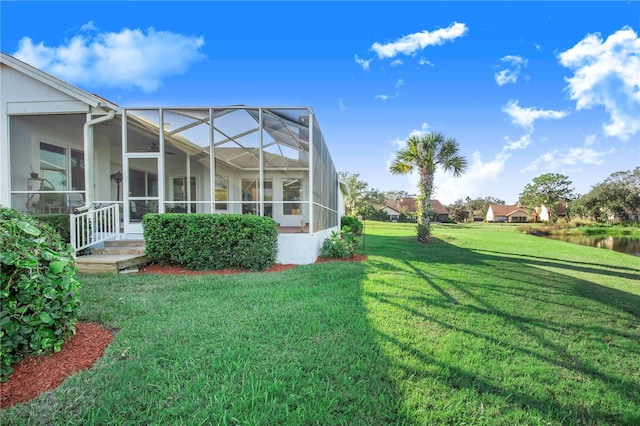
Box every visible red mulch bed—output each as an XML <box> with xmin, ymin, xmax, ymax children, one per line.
<box><xmin>1</xmin><ymin>254</ymin><xmax>367</xmax><ymax>409</ymax></box>
<box><xmin>0</xmin><ymin>322</ymin><xmax>113</xmax><ymax>409</ymax></box>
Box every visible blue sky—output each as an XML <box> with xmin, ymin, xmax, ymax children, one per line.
<box><xmin>2</xmin><ymin>1</ymin><xmax>639</xmax><ymax>205</ymax></box>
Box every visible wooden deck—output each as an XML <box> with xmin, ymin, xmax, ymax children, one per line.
<box><xmin>75</xmin><ymin>240</ymin><xmax>150</xmax><ymax>274</ymax></box>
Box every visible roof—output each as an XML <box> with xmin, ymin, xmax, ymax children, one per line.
<box><xmin>489</xmin><ymin>204</ymin><xmax>529</xmax><ymax>217</ymax></box>
<box><xmin>382</xmin><ymin>198</ymin><xmax>448</xmax><ymax>215</ymax></box>
<box><xmin>0</xmin><ymin>52</ymin><xmax>119</xmax><ymax>112</ymax></box>
<box><xmin>430</xmin><ymin>199</ymin><xmax>449</xmax><ymax>215</ymax></box>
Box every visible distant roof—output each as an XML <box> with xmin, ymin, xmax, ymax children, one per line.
<box><xmin>383</xmin><ymin>198</ymin><xmax>448</xmax><ymax>215</ymax></box>
<box><xmin>489</xmin><ymin>204</ymin><xmax>528</xmax><ymax>217</ymax></box>
<box><xmin>430</xmin><ymin>199</ymin><xmax>449</xmax><ymax>215</ymax></box>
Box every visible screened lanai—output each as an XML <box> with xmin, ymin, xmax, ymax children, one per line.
<box><xmin>122</xmin><ymin>106</ymin><xmax>339</xmax><ymax>235</ymax></box>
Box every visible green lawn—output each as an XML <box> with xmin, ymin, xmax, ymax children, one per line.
<box><xmin>2</xmin><ymin>222</ymin><xmax>639</xmax><ymax>425</ymax></box>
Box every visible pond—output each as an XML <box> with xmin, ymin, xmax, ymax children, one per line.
<box><xmin>543</xmin><ymin>235</ymin><xmax>640</xmax><ymax>257</ymax></box>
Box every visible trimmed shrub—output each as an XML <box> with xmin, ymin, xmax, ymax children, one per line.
<box><xmin>341</xmin><ymin>215</ymin><xmax>363</xmax><ymax>235</ymax></box>
<box><xmin>1</xmin><ymin>207</ymin><xmax>81</xmax><ymax>380</ymax></box>
<box><xmin>143</xmin><ymin>214</ymin><xmax>278</xmax><ymax>271</ymax></box>
<box><xmin>32</xmin><ymin>213</ymin><xmax>71</xmax><ymax>243</ymax></box>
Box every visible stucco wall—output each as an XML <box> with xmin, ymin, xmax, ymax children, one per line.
<box><xmin>276</xmin><ymin>227</ymin><xmax>336</xmax><ymax>265</ymax></box>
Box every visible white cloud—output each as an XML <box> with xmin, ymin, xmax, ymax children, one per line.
<box><xmin>418</xmin><ymin>58</ymin><xmax>434</xmax><ymax>67</ymax></box>
<box><xmin>558</xmin><ymin>26</ymin><xmax>640</xmax><ymax>141</ymax></box>
<box><xmin>584</xmin><ymin>134</ymin><xmax>596</xmax><ymax>147</ymax></box>
<box><xmin>13</xmin><ymin>25</ymin><xmax>205</xmax><ymax>93</ymax></box>
<box><xmin>338</xmin><ymin>98</ymin><xmax>346</xmax><ymax>112</ymax></box>
<box><xmin>371</xmin><ymin>22</ymin><xmax>468</xmax><ymax>59</ymax></box>
<box><xmin>390</xmin><ymin>59</ymin><xmax>403</xmax><ymax>67</ymax></box>
<box><xmin>434</xmin><ymin>150</ymin><xmax>508</xmax><ymax>204</ymax></box>
<box><xmin>375</xmin><ymin>79</ymin><xmax>405</xmax><ymax>102</ymax></box>
<box><xmin>503</xmin><ymin>134</ymin><xmax>532</xmax><ymax>151</ymax></box>
<box><xmin>502</xmin><ymin>100</ymin><xmax>568</xmax><ymax>131</ymax></box>
<box><xmin>389</xmin><ymin>127</ymin><xmax>531</xmax><ymax>205</ymax></box>
<box><xmin>522</xmin><ymin>140</ymin><xmax>615</xmax><ymax>173</ymax></box>
<box><xmin>495</xmin><ymin>70</ymin><xmax>517</xmax><ymax>87</ymax></box>
<box><xmin>80</xmin><ymin>21</ymin><xmax>97</xmax><ymax>32</ymax></box>
<box><xmin>494</xmin><ymin>55</ymin><xmax>528</xmax><ymax>86</ymax></box>
<box><xmin>354</xmin><ymin>54</ymin><xmax>372</xmax><ymax>71</ymax></box>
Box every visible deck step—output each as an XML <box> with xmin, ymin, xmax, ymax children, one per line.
<box><xmin>104</xmin><ymin>239</ymin><xmax>145</xmax><ymax>247</ymax></box>
<box><xmin>91</xmin><ymin>246</ymin><xmax>146</xmax><ymax>255</ymax></box>
<box><xmin>76</xmin><ymin>239</ymin><xmax>150</xmax><ymax>274</ymax></box>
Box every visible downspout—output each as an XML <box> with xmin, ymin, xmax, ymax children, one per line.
<box><xmin>77</xmin><ymin>109</ymin><xmax>116</xmax><ymax>211</ymax></box>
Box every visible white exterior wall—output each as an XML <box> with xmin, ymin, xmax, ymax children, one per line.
<box><xmin>0</xmin><ymin>63</ymin><xmax>94</xmax><ymax>208</ymax></box>
<box><xmin>486</xmin><ymin>207</ymin><xmax>508</xmax><ymax>222</ymax></box>
<box><xmin>338</xmin><ymin>182</ymin><xmax>346</xmax><ymax>218</ymax></box>
<box><xmin>538</xmin><ymin>205</ymin><xmax>551</xmax><ymax>222</ymax></box>
<box><xmin>381</xmin><ymin>206</ymin><xmax>400</xmax><ymax>221</ymax></box>
<box><xmin>276</xmin><ymin>226</ymin><xmax>336</xmax><ymax>265</ymax></box>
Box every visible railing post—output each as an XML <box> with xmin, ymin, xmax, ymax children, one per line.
<box><xmin>70</xmin><ymin>212</ymin><xmax>77</xmax><ymax>255</ymax></box>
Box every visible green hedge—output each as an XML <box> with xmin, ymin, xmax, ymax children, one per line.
<box><xmin>31</xmin><ymin>213</ymin><xmax>71</xmax><ymax>243</ymax></box>
<box><xmin>142</xmin><ymin>214</ymin><xmax>279</xmax><ymax>271</ymax></box>
<box><xmin>1</xmin><ymin>207</ymin><xmax>81</xmax><ymax>380</ymax></box>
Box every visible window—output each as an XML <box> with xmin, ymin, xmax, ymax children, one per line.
<box><xmin>215</xmin><ymin>175</ymin><xmax>228</xmax><ymax>210</ymax></box>
<box><xmin>264</xmin><ymin>180</ymin><xmax>273</xmax><ymax>217</ymax></box>
<box><xmin>172</xmin><ymin>177</ymin><xmax>196</xmax><ymax>213</ymax></box>
<box><xmin>129</xmin><ymin>169</ymin><xmax>157</xmax><ymax>197</ymax></box>
<box><xmin>38</xmin><ymin>142</ymin><xmax>85</xmax><ymax>210</ymax></box>
<box><xmin>283</xmin><ymin>178</ymin><xmax>302</xmax><ymax>215</ymax></box>
<box><xmin>70</xmin><ymin>149</ymin><xmax>85</xmax><ymax>190</ymax></box>
<box><xmin>40</xmin><ymin>142</ymin><xmax>66</xmax><ymax>191</ymax></box>
<box><xmin>241</xmin><ymin>178</ymin><xmax>272</xmax><ymax>216</ymax></box>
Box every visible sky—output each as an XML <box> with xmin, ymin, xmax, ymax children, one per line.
<box><xmin>2</xmin><ymin>1</ymin><xmax>639</xmax><ymax>205</ymax></box>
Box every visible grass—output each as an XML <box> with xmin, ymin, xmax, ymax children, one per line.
<box><xmin>2</xmin><ymin>222</ymin><xmax>639</xmax><ymax>425</ymax></box>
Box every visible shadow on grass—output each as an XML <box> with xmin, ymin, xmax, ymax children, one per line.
<box><xmin>475</xmin><ymin>248</ymin><xmax>640</xmax><ymax>282</ymax></box>
<box><xmin>0</xmin><ymin>261</ymin><xmax>413</xmax><ymax>425</ymax></box>
<box><xmin>361</xmin><ymin>230</ymin><xmax>640</xmax><ymax>425</ymax></box>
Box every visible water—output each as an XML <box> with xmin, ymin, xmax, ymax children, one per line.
<box><xmin>543</xmin><ymin>235</ymin><xmax>640</xmax><ymax>257</ymax></box>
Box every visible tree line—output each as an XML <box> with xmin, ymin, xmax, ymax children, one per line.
<box><xmin>342</xmin><ymin>131</ymin><xmax>638</xmax><ymax>243</ymax></box>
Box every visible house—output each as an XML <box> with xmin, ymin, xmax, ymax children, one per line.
<box><xmin>429</xmin><ymin>199</ymin><xmax>450</xmax><ymax>222</ymax></box>
<box><xmin>530</xmin><ymin>202</ymin><xmax>567</xmax><ymax>222</ymax></box>
<box><xmin>380</xmin><ymin>204</ymin><xmax>401</xmax><ymax>222</ymax></box>
<box><xmin>381</xmin><ymin>198</ymin><xmax>449</xmax><ymax>222</ymax></box>
<box><xmin>470</xmin><ymin>210</ymin><xmax>485</xmax><ymax>222</ymax></box>
<box><xmin>485</xmin><ymin>204</ymin><xmax>529</xmax><ymax>223</ymax></box>
<box><xmin>0</xmin><ymin>52</ymin><xmax>345</xmax><ymax>264</ymax></box>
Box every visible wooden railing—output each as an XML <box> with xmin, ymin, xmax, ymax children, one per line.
<box><xmin>70</xmin><ymin>204</ymin><xmax>120</xmax><ymax>254</ymax></box>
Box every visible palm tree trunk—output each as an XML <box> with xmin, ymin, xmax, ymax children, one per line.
<box><xmin>416</xmin><ymin>171</ymin><xmax>434</xmax><ymax>242</ymax></box>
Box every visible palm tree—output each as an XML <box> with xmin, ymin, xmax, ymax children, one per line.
<box><xmin>389</xmin><ymin>132</ymin><xmax>467</xmax><ymax>242</ymax></box>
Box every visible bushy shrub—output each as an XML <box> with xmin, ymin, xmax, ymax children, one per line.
<box><xmin>320</xmin><ymin>226</ymin><xmax>359</xmax><ymax>258</ymax></box>
<box><xmin>398</xmin><ymin>213</ymin><xmax>416</xmax><ymax>223</ymax></box>
<box><xmin>32</xmin><ymin>213</ymin><xmax>71</xmax><ymax>243</ymax></box>
<box><xmin>340</xmin><ymin>215</ymin><xmax>363</xmax><ymax>235</ymax></box>
<box><xmin>143</xmin><ymin>214</ymin><xmax>278</xmax><ymax>271</ymax></box>
<box><xmin>439</xmin><ymin>218</ymin><xmax>457</xmax><ymax>224</ymax></box>
<box><xmin>0</xmin><ymin>207</ymin><xmax>81</xmax><ymax>380</ymax></box>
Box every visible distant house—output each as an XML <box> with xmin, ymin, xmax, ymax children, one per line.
<box><xmin>430</xmin><ymin>199</ymin><xmax>450</xmax><ymax>222</ymax></box>
<box><xmin>380</xmin><ymin>205</ymin><xmax>401</xmax><ymax>222</ymax></box>
<box><xmin>471</xmin><ymin>210</ymin><xmax>485</xmax><ymax>222</ymax></box>
<box><xmin>530</xmin><ymin>202</ymin><xmax>567</xmax><ymax>222</ymax></box>
<box><xmin>486</xmin><ymin>204</ymin><xmax>529</xmax><ymax>223</ymax></box>
<box><xmin>381</xmin><ymin>198</ymin><xmax>449</xmax><ymax>222</ymax></box>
